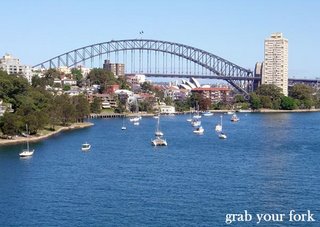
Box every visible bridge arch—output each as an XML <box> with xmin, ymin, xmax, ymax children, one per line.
<box><xmin>33</xmin><ymin>39</ymin><xmax>254</xmax><ymax>94</ymax></box>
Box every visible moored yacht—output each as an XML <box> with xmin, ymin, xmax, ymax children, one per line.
<box><xmin>151</xmin><ymin>136</ymin><xmax>167</xmax><ymax>146</ymax></box>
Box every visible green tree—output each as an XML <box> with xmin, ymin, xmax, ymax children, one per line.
<box><xmin>72</xmin><ymin>95</ymin><xmax>90</xmax><ymax>121</ymax></box>
<box><xmin>71</xmin><ymin>68</ymin><xmax>83</xmax><ymax>85</ymax></box>
<box><xmin>289</xmin><ymin>84</ymin><xmax>315</xmax><ymax>109</ymax></box>
<box><xmin>250</xmin><ymin>93</ymin><xmax>262</xmax><ymax>110</ymax></box>
<box><xmin>0</xmin><ymin>112</ymin><xmax>23</xmax><ymax>136</ymax></box>
<box><xmin>280</xmin><ymin>96</ymin><xmax>297</xmax><ymax>110</ymax></box>
<box><xmin>90</xmin><ymin>97</ymin><xmax>101</xmax><ymax>113</ymax></box>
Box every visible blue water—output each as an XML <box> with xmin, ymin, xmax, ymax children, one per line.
<box><xmin>0</xmin><ymin>113</ymin><xmax>319</xmax><ymax>226</ymax></box>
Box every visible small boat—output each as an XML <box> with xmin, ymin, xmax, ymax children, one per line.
<box><xmin>129</xmin><ymin>117</ymin><xmax>140</xmax><ymax>122</ymax></box>
<box><xmin>231</xmin><ymin>114</ymin><xmax>240</xmax><ymax>122</ymax></box>
<box><xmin>193</xmin><ymin>126</ymin><xmax>204</xmax><ymax>134</ymax></box>
<box><xmin>203</xmin><ymin>111</ymin><xmax>213</xmax><ymax>117</ymax></box>
<box><xmin>19</xmin><ymin>125</ymin><xmax>34</xmax><ymax>157</ymax></box>
<box><xmin>218</xmin><ymin>132</ymin><xmax>227</xmax><ymax>139</ymax></box>
<box><xmin>81</xmin><ymin>142</ymin><xmax>91</xmax><ymax>151</ymax></box>
<box><xmin>227</xmin><ymin>111</ymin><xmax>234</xmax><ymax>115</ymax></box>
<box><xmin>151</xmin><ymin>136</ymin><xmax>167</xmax><ymax>146</ymax></box>
<box><xmin>191</xmin><ymin>119</ymin><xmax>201</xmax><ymax>127</ymax></box>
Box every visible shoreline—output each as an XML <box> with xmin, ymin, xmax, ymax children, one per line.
<box><xmin>0</xmin><ymin>122</ymin><xmax>94</xmax><ymax>146</ymax></box>
<box><xmin>91</xmin><ymin>108</ymin><xmax>320</xmax><ymax>118</ymax></box>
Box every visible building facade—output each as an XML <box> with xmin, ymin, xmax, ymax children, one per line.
<box><xmin>262</xmin><ymin>33</ymin><xmax>288</xmax><ymax>96</ymax></box>
<box><xmin>103</xmin><ymin>60</ymin><xmax>125</xmax><ymax>77</ymax></box>
<box><xmin>0</xmin><ymin>53</ymin><xmax>33</xmax><ymax>83</ymax></box>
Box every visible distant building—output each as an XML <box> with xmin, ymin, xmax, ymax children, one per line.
<box><xmin>263</xmin><ymin>32</ymin><xmax>288</xmax><ymax>96</ymax></box>
<box><xmin>126</xmin><ymin>74</ymin><xmax>146</xmax><ymax>84</ymax></box>
<box><xmin>106</xmin><ymin>84</ymin><xmax>120</xmax><ymax>94</ymax></box>
<box><xmin>160</xmin><ymin>105</ymin><xmax>175</xmax><ymax>114</ymax></box>
<box><xmin>0</xmin><ymin>53</ymin><xmax>33</xmax><ymax>83</ymax></box>
<box><xmin>86</xmin><ymin>93</ymin><xmax>118</xmax><ymax>109</ymax></box>
<box><xmin>103</xmin><ymin>60</ymin><xmax>125</xmax><ymax>77</ymax></box>
<box><xmin>191</xmin><ymin>87</ymin><xmax>231</xmax><ymax>104</ymax></box>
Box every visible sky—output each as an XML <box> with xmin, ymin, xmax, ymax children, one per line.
<box><xmin>1</xmin><ymin>0</ymin><xmax>319</xmax><ymax>79</ymax></box>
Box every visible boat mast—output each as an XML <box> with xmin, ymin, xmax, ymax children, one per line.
<box><xmin>26</xmin><ymin>124</ymin><xmax>30</xmax><ymax>151</ymax></box>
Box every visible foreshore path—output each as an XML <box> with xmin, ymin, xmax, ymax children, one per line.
<box><xmin>0</xmin><ymin>122</ymin><xmax>94</xmax><ymax>146</ymax></box>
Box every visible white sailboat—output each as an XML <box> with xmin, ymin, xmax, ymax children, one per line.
<box><xmin>155</xmin><ymin>115</ymin><xmax>163</xmax><ymax>136</ymax></box>
<box><xmin>193</xmin><ymin>103</ymin><xmax>201</xmax><ymax>119</ymax></box>
<box><xmin>215</xmin><ymin>115</ymin><xmax>223</xmax><ymax>132</ymax></box>
<box><xmin>217</xmin><ymin>115</ymin><xmax>227</xmax><ymax>139</ymax></box>
<box><xmin>121</xmin><ymin>117</ymin><xmax>127</xmax><ymax>130</ymax></box>
<box><xmin>19</xmin><ymin>125</ymin><xmax>34</xmax><ymax>157</ymax></box>
<box><xmin>186</xmin><ymin>108</ymin><xmax>193</xmax><ymax>122</ymax></box>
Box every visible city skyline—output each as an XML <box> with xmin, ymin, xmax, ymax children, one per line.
<box><xmin>1</xmin><ymin>0</ymin><xmax>319</xmax><ymax>78</ymax></box>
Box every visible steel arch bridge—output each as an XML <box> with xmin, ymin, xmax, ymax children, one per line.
<box><xmin>33</xmin><ymin>39</ymin><xmax>256</xmax><ymax>95</ymax></box>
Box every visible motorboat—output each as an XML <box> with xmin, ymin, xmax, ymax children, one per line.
<box><xmin>81</xmin><ymin>142</ymin><xmax>91</xmax><ymax>151</ymax></box>
<box><xmin>203</xmin><ymin>111</ymin><xmax>213</xmax><ymax>117</ymax></box>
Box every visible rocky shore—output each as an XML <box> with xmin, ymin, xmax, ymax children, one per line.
<box><xmin>0</xmin><ymin>122</ymin><xmax>94</xmax><ymax>146</ymax></box>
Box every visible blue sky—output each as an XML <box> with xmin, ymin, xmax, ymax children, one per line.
<box><xmin>1</xmin><ymin>0</ymin><xmax>319</xmax><ymax>78</ymax></box>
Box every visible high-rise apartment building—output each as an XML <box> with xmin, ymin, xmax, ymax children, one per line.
<box><xmin>103</xmin><ymin>60</ymin><xmax>125</xmax><ymax>77</ymax></box>
<box><xmin>0</xmin><ymin>53</ymin><xmax>33</xmax><ymax>83</ymax></box>
<box><xmin>262</xmin><ymin>32</ymin><xmax>288</xmax><ymax>96</ymax></box>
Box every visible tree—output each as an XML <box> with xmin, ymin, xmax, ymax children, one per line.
<box><xmin>90</xmin><ymin>97</ymin><xmax>101</xmax><ymax>113</ymax></box>
<box><xmin>250</xmin><ymin>93</ymin><xmax>262</xmax><ymax>110</ymax></box>
<box><xmin>280</xmin><ymin>96</ymin><xmax>297</xmax><ymax>110</ymax></box>
<box><xmin>72</xmin><ymin>95</ymin><xmax>90</xmax><ymax>121</ymax></box>
<box><xmin>256</xmin><ymin>84</ymin><xmax>283</xmax><ymax>101</ymax></box>
<box><xmin>71</xmin><ymin>68</ymin><xmax>83</xmax><ymax>86</ymax></box>
<box><xmin>0</xmin><ymin>112</ymin><xmax>23</xmax><ymax>136</ymax></box>
<box><xmin>289</xmin><ymin>84</ymin><xmax>315</xmax><ymax>109</ymax></box>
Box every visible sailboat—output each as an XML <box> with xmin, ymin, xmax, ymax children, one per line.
<box><xmin>215</xmin><ymin>115</ymin><xmax>223</xmax><ymax>132</ymax></box>
<box><xmin>186</xmin><ymin>108</ymin><xmax>193</xmax><ymax>122</ymax></box>
<box><xmin>121</xmin><ymin>116</ymin><xmax>127</xmax><ymax>130</ymax></box>
<box><xmin>19</xmin><ymin>125</ymin><xmax>34</xmax><ymax>157</ymax></box>
<box><xmin>217</xmin><ymin>115</ymin><xmax>227</xmax><ymax>139</ymax></box>
<box><xmin>151</xmin><ymin>115</ymin><xmax>167</xmax><ymax>146</ymax></box>
<box><xmin>155</xmin><ymin>115</ymin><xmax>163</xmax><ymax>136</ymax></box>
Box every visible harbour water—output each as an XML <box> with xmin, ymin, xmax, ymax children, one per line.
<box><xmin>0</xmin><ymin>113</ymin><xmax>319</xmax><ymax>226</ymax></box>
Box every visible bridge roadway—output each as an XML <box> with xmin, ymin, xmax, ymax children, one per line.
<box><xmin>143</xmin><ymin>73</ymin><xmax>319</xmax><ymax>84</ymax></box>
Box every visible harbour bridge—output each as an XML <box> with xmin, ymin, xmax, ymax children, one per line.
<box><xmin>33</xmin><ymin>39</ymin><xmax>319</xmax><ymax>95</ymax></box>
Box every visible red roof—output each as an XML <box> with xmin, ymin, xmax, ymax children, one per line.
<box><xmin>192</xmin><ymin>87</ymin><xmax>230</xmax><ymax>92</ymax></box>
